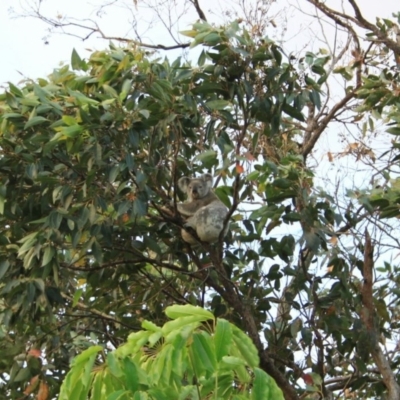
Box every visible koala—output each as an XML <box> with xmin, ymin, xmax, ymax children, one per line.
<box><xmin>177</xmin><ymin>173</ymin><xmax>229</xmax><ymax>244</ymax></box>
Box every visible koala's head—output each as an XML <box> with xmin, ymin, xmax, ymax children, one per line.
<box><xmin>178</xmin><ymin>173</ymin><xmax>213</xmax><ymax>200</ymax></box>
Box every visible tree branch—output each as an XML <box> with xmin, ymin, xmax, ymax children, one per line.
<box><xmin>204</xmin><ymin>254</ymin><xmax>299</xmax><ymax>400</ymax></box>
<box><xmin>189</xmin><ymin>0</ymin><xmax>207</xmax><ymax>21</ymax></box>
<box><xmin>302</xmin><ymin>90</ymin><xmax>357</xmax><ymax>158</ymax></box>
<box><xmin>308</xmin><ymin>0</ymin><xmax>400</xmax><ymax>56</ymax></box>
<box><xmin>360</xmin><ymin>230</ymin><xmax>400</xmax><ymax>400</ymax></box>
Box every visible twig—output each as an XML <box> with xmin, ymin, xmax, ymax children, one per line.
<box><xmin>189</xmin><ymin>0</ymin><xmax>207</xmax><ymax>21</ymax></box>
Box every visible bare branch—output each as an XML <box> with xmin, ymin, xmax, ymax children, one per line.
<box><xmin>302</xmin><ymin>89</ymin><xmax>357</xmax><ymax>158</ymax></box>
<box><xmin>308</xmin><ymin>0</ymin><xmax>400</xmax><ymax>56</ymax></box>
<box><xmin>189</xmin><ymin>0</ymin><xmax>207</xmax><ymax>21</ymax></box>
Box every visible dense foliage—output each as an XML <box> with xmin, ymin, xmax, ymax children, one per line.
<box><xmin>1</xmin><ymin>6</ymin><xmax>400</xmax><ymax>399</ymax></box>
<box><xmin>59</xmin><ymin>305</ymin><xmax>284</xmax><ymax>400</ymax></box>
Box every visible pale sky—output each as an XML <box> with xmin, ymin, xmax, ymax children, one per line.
<box><xmin>0</xmin><ymin>0</ymin><xmax>398</xmax><ymax>86</ymax></box>
<box><xmin>0</xmin><ymin>0</ymin><xmax>129</xmax><ymax>85</ymax></box>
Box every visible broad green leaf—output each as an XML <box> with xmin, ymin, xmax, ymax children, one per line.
<box><xmin>59</xmin><ymin>346</ymin><xmax>102</xmax><ymax>400</ymax></box>
<box><xmin>231</xmin><ymin>325</ymin><xmax>259</xmax><ymax>367</ymax></box>
<box><xmin>192</xmin><ymin>331</ymin><xmax>217</xmax><ymax>373</ymax></box>
<box><xmin>141</xmin><ymin>320</ymin><xmax>161</xmax><ymax>332</ymax></box>
<box><xmin>214</xmin><ymin>319</ymin><xmax>232</xmax><ymax>361</ymax></box>
<box><xmin>252</xmin><ymin>367</ymin><xmax>284</xmax><ymax>400</ymax></box>
<box><xmin>162</xmin><ymin>318</ymin><xmax>202</xmax><ymax>335</ymax></box>
<box><xmin>221</xmin><ymin>356</ymin><xmax>245</xmax><ymax>366</ymax></box>
<box><xmin>165</xmin><ymin>304</ymin><xmax>214</xmax><ymax>321</ymax></box>
<box><xmin>107</xmin><ymin>353</ymin><xmax>124</xmax><ymax>378</ymax></box>
<box><xmin>90</xmin><ymin>371</ymin><xmax>105</xmax><ymax>400</ymax></box>
<box><xmin>124</xmin><ymin>358</ymin><xmax>140</xmax><ymax>393</ymax></box>
<box><xmin>252</xmin><ymin>368</ymin><xmax>269</xmax><ymax>400</ymax></box>
<box><xmin>72</xmin><ymin>346</ymin><xmax>103</xmax><ymax>366</ymax></box>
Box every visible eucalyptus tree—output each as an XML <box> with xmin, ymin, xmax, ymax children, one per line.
<box><xmin>2</xmin><ymin>1</ymin><xmax>400</xmax><ymax>399</ymax></box>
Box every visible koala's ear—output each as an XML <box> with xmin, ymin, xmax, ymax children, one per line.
<box><xmin>202</xmin><ymin>173</ymin><xmax>213</xmax><ymax>189</ymax></box>
<box><xmin>178</xmin><ymin>177</ymin><xmax>191</xmax><ymax>192</ymax></box>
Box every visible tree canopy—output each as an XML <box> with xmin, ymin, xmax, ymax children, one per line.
<box><xmin>2</xmin><ymin>1</ymin><xmax>400</xmax><ymax>399</ymax></box>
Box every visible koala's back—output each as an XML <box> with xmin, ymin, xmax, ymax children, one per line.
<box><xmin>183</xmin><ymin>203</ymin><xmax>228</xmax><ymax>243</ymax></box>
<box><xmin>194</xmin><ymin>204</ymin><xmax>228</xmax><ymax>242</ymax></box>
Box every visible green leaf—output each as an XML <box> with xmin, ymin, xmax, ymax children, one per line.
<box><xmin>271</xmin><ymin>46</ymin><xmax>282</xmax><ymax>65</ymax></box>
<box><xmin>133</xmin><ymin>392</ymin><xmax>149</xmax><ymax>400</ymax></box>
<box><xmin>24</xmin><ymin>116</ymin><xmax>48</xmax><ymax>129</ymax></box>
<box><xmin>231</xmin><ymin>325</ymin><xmax>259</xmax><ymax>367</ymax></box>
<box><xmin>221</xmin><ymin>356</ymin><xmax>245</xmax><ymax>366</ymax></box>
<box><xmin>0</xmin><ymin>193</ymin><xmax>4</xmax><ymax>215</ymax></box>
<box><xmin>139</xmin><ymin>109</ymin><xmax>150</xmax><ymax>119</ymax></box>
<box><xmin>282</xmin><ymin>103</ymin><xmax>305</xmax><ymax>122</ymax></box>
<box><xmin>192</xmin><ymin>331</ymin><xmax>217</xmax><ymax>372</ymax></box>
<box><xmin>214</xmin><ymin>319</ymin><xmax>232</xmax><ymax>362</ymax></box>
<box><xmin>124</xmin><ymin>358</ymin><xmax>140</xmax><ymax>393</ymax></box>
<box><xmin>0</xmin><ymin>260</ymin><xmax>10</xmax><ymax>280</ymax></box>
<box><xmin>205</xmin><ymin>100</ymin><xmax>230</xmax><ymax>110</ymax></box>
<box><xmin>252</xmin><ymin>368</ymin><xmax>284</xmax><ymax>400</ymax></box>
<box><xmin>180</xmin><ymin>29</ymin><xmax>198</xmax><ymax>38</ymax></box>
<box><xmin>71</xmin><ymin>48</ymin><xmax>83</xmax><ymax>70</ymax></box>
<box><xmin>41</xmin><ymin>246</ymin><xmax>55</xmax><ymax>266</ymax></box>
<box><xmin>71</xmin><ymin>346</ymin><xmax>103</xmax><ymax>367</ymax></box>
<box><xmin>386</xmin><ymin>127</ymin><xmax>400</xmax><ymax>135</ymax></box>
<box><xmin>62</xmin><ymin>115</ymin><xmax>78</xmax><ymax>125</ymax></box>
<box><xmin>141</xmin><ymin>320</ymin><xmax>161</xmax><ymax>332</ymax></box>
<box><xmin>109</xmin><ymin>166</ymin><xmax>120</xmax><ymax>183</ymax></box>
<box><xmin>194</xmin><ymin>150</ymin><xmax>218</xmax><ymax>168</ymax></box>
<box><xmin>203</xmin><ymin>32</ymin><xmax>222</xmax><ymax>46</ymax></box>
<box><xmin>165</xmin><ymin>304</ymin><xmax>214</xmax><ymax>320</ymax></box>
<box><xmin>89</xmin><ymin>370</ymin><xmax>104</xmax><ymax>400</ymax></box>
<box><xmin>52</xmin><ymin>125</ymin><xmax>84</xmax><ymax>141</ymax></box>
<box><xmin>73</xmin><ymin>288</ymin><xmax>83</xmax><ymax>308</ymax></box>
<box><xmin>120</xmin><ymin>79</ymin><xmax>133</xmax><ymax>101</ymax></box>
<box><xmin>8</xmin><ymin>83</ymin><xmax>23</xmax><ymax>97</ymax></box>
<box><xmin>309</xmin><ymin>89</ymin><xmax>321</xmax><ymax>110</ymax></box>
<box><xmin>162</xmin><ymin>318</ymin><xmax>202</xmax><ymax>336</ymax></box>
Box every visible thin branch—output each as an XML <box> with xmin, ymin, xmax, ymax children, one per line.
<box><xmin>309</xmin><ymin>0</ymin><xmax>400</xmax><ymax>56</ymax></box>
<box><xmin>302</xmin><ymin>89</ymin><xmax>357</xmax><ymax>158</ymax></box>
<box><xmin>203</xmin><ymin>249</ymin><xmax>299</xmax><ymax>400</ymax></box>
<box><xmin>360</xmin><ymin>230</ymin><xmax>400</xmax><ymax>400</ymax></box>
<box><xmin>189</xmin><ymin>0</ymin><xmax>207</xmax><ymax>21</ymax></box>
<box><xmin>60</xmin><ymin>292</ymin><xmax>137</xmax><ymax>329</ymax></box>
<box><xmin>21</xmin><ymin>6</ymin><xmax>191</xmax><ymax>50</ymax></box>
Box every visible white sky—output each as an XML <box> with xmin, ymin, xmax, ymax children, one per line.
<box><xmin>0</xmin><ymin>0</ymin><xmax>125</xmax><ymax>85</ymax></box>
<box><xmin>0</xmin><ymin>0</ymin><xmax>398</xmax><ymax>86</ymax></box>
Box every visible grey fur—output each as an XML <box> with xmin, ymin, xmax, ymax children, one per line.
<box><xmin>177</xmin><ymin>174</ymin><xmax>229</xmax><ymax>244</ymax></box>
